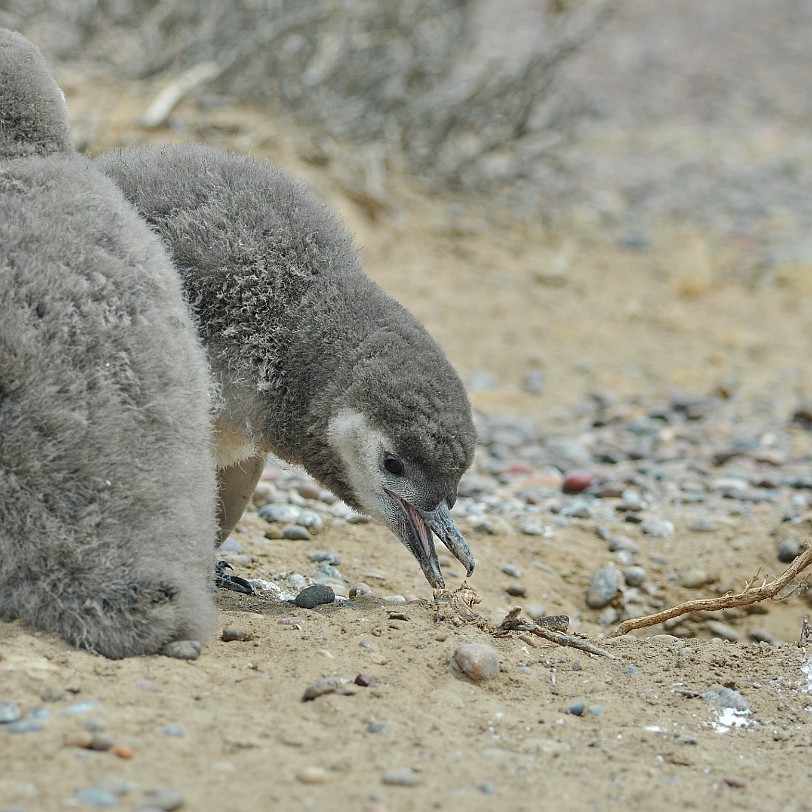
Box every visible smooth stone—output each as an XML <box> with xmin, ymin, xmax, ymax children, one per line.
<box><xmin>702</xmin><ymin>687</ymin><xmax>749</xmax><ymax>712</ymax></box>
<box><xmin>367</xmin><ymin>721</ymin><xmax>387</xmax><ymax>733</ymax></box>
<box><xmin>680</xmin><ymin>569</ymin><xmax>708</xmax><ymax>589</ymax></box>
<box><xmin>519</xmin><ymin>521</ymin><xmax>548</xmax><ymax>537</ymax></box>
<box><xmin>296</xmin><ymin>766</ymin><xmax>329</xmax><ymax>785</ymax></box>
<box><xmin>296</xmin><ymin>510</ymin><xmax>323</xmax><ymax>531</ymax></box>
<box><xmin>282</xmin><ymin>525</ymin><xmax>311</xmax><ymax>540</ymax></box>
<box><xmin>382</xmin><ymin>768</ymin><xmax>421</xmax><ymax>787</ymax></box>
<box><xmin>568</xmin><ymin>702</ymin><xmax>586</xmax><ymax>716</ymax></box>
<box><xmin>452</xmin><ymin>644</ymin><xmax>500</xmax><ymax>682</ymax></box>
<box><xmin>777</xmin><ymin>538</ymin><xmax>802</xmax><ymax>563</ymax></box>
<box><xmin>310</xmin><ymin>551</ymin><xmax>340</xmax><ymax>565</ymax></box>
<box><xmin>640</xmin><ymin>517</ymin><xmax>675</xmax><ymax>537</ymax></box>
<box><xmin>706</xmin><ymin>621</ymin><xmax>739</xmax><ymax>642</ymax></box>
<box><xmin>295</xmin><ymin>482</ymin><xmax>322</xmax><ymax>501</ymax></box>
<box><xmin>143</xmin><ymin>788</ymin><xmax>185</xmax><ymax>811</ymax></box>
<box><xmin>525</xmin><ymin>605</ymin><xmax>546</xmax><ymax>621</ymax></box>
<box><xmin>562</xmin><ymin>470</ymin><xmax>593</xmax><ymax>493</ymax></box>
<box><xmin>221</xmin><ymin>627</ymin><xmax>249</xmax><ymax>642</ymax></box>
<box><xmin>295</xmin><ymin>584</ymin><xmax>335</xmax><ymax>609</ymax></box>
<box><xmin>0</xmin><ymin>702</ymin><xmax>21</xmax><ymax>724</ymax></box>
<box><xmin>73</xmin><ymin>788</ymin><xmax>117</xmax><ymax>808</ymax></box>
<box><xmin>623</xmin><ymin>566</ymin><xmax>646</xmax><ymax>587</ymax></box>
<box><xmin>162</xmin><ymin>640</ymin><xmax>201</xmax><ymax>661</ymax></box>
<box><xmin>505</xmin><ymin>582</ymin><xmax>527</xmax><ymax>597</ymax></box>
<box><xmin>218</xmin><ymin>537</ymin><xmax>242</xmax><ymax>553</ymax></box>
<box><xmin>587</xmin><ymin>705</ymin><xmax>603</xmax><ymax>716</ymax></box>
<box><xmin>501</xmin><ymin>564</ymin><xmax>522</xmax><ymax>578</ymax></box>
<box><xmin>161</xmin><ymin>726</ymin><xmax>185</xmax><ymax>738</ymax></box>
<box><xmin>5</xmin><ymin>719</ymin><xmax>44</xmax><ymax>734</ymax></box>
<box><xmin>257</xmin><ymin>503</ymin><xmax>301</xmax><ymax>523</ymax></box>
<box><xmin>61</xmin><ymin>699</ymin><xmax>101</xmax><ymax>715</ymax></box>
<box><xmin>687</xmin><ymin>518</ymin><xmax>717</xmax><ymax>533</ymax></box>
<box><xmin>477</xmin><ymin>782</ymin><xmax>497</xmax><ymax>796</ymax></box>
<box><xmin>585</xmin><ymin>566</ymin><xmax>620</xmax><ymax>609</ymax></box>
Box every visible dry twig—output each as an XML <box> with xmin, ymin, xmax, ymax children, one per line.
<box><xmin>610</xmin><ymin>546</ymin><xmax>812</xmax><ymax>637</ymax></box>
<box><xmin>497</xmin><ymin>608</ymin><xmax>618</xmax><ymax>660</ymax></box>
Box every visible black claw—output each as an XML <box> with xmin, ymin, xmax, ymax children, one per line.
<box><xmin>215</xmin><ymin>560</ymin><xmax>255</xmax><ymax>595</ymax></box>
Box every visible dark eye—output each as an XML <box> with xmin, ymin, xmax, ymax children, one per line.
<box><xmin>384</xmin><ymin>454</ymin><xmax>404</xmax><ymax>476</ymax></box>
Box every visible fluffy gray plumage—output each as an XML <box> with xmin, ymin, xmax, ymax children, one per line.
<box><xmin>0</xmin><ymin>30</ymin><xmax>218</xmax><ymax>657</ymax></box>
<box><xmin>97</xmin><ymin>144</ymin><xmax>477</xmax><ymax>588</ymax></box>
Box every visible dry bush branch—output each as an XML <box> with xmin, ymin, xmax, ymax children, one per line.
<box><xmin>610</xmin><ymin>546</ymin><xmax>812</xmax><ymax>638</ymax></box>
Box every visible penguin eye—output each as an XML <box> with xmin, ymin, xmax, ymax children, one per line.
<box><xmin>384</xmin><ymin>454</ymin><xmax>404</xmax><ymax>476</ymax></box>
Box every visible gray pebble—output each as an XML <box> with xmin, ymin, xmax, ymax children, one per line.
<box><xmin>587</xmin><ymin>705</ymin><xmax>604</xmax><ymax>716</ymax></box>
<box><xmin>143</xmin><ymin>788</ymin><xmax>185</xmax><ymax>811</ymax></box>
<box><xmin>5</xmin><ymin>718</ymin><xmax>44</xmax><ymax>734</ymax></box>
<box><xmin>161</xmin><ymin>725</ymin><xmax>185</xmax><ymax>737</ymax></box>
<box><xmin>302</xmin><ymin>677</ymin><xmax>341</xmax><ymax>702</ymax></box>
<box><xmin>640</xmin><ymin>516</ymin><xmax>675</xmax><ymax>537</ymax></box>
<box><xmin>568</xmin><ymin>702</ymin><xmax>586</xmax><ymax>716</ymax></box>
<box><xmin>623</xmin><ymin>566</ymin><xmax>647</xmax><ymax>587</ymax></box>
<box><xmin>0</xmin><ymin>702</ymin><xmax>21</xmax><ymax>724</ymax></box>
<box><xmin>295</xmin><ymin>584</ymin><xmax>335</xmax><ymax>609</ymax></box>
<box><xmin>519</xmin><ymin>521</ymin><xmax>547</xmax><ymax>536</ymax></box>
<box><xmin>258</xmin><ymin>503</ymin><xmax>301</xmax><ymax>523</ymax></box>
<box><xmin>162</xmin><ymin>640</ymin><xmax>202</xmax><ymax>661</ymax></box>
<box><xmin>218</xmin><ymin>537</ymin><xmax>242</xmax><ymax>553</ymax></box>
<box><xmin>505</xmin><ymin>582</ymin><xmax>527</xmax><ymax>597</ymax></box>
<box><xmin>525</xmin><ymin>605</ymin><xmax>546</xmax><ymax>621</ymax></box>
<box><xmin>702</xmin><ymin>686</ymin><xmax>749</xmax><ymax>712</ymax></box>
<box><xmin>282</xmin><ymin>524</ymin><xmax>311</xmax><ymax>540</ymax></box>
<box><xmin>382</xmin><ymin>768</ymin><xmax>422</xmax><ymax>786</ymax></box>
<box><xmin>517</xmin><ymin>666</ymin><xmax>533</xmax><ymax>676</ymax></box>
<box><xmin>706</xmin><ymin>621</ymin><xmax>739</xmax><ymax>642</ymax></box>
<box><xmin>61</xmin><ymin>699</ymin><xmax>100</xmax><ymax>716</ymax></box>
<box><xmin>777</xmin><ymin>538</ymin><xmax>802</xmax><ymax>563</ymax></box>
<box><xmin>452</xmin><ymin>643</ymin><xmax>500</xmax><ymax>682</ymax></box>
<box><xmin>680</xmin><ymin>569</ymin><xmax>708</xmax><ymax>589</ymax></box>
<box><xmin>748</xmin><ymin>628</ymin><xmax>776</xmax><ymax>645</ymax></box>
<box><xmin>310</xmin><ymin>551</ymin><xmax>340</xmax><ymax>565</ymax></box>
<box><xmin>296</xmin><ymin>510</ymin><xmax>323</xmax><ymax>531</ymax></box>
<box><xmin>562</xmin><ymin>500</ymin><xmax>592</xmax><ymax>520</ymax></box>
<box><xmin>477</xmin><ymin>781</ymin><xmax>497</xmax><ymax>796</ymax></box>
<box><xmin>687</xmin><ymin>518</ymin><xmax>717</xmax><ymax>533</ymax></box>
<box><xmin>367</xmin><ymin>721</ymin><xmax>387</xmax><ymax>733</ymax></box>
<box><xmin>501</xmin><ymin>564</ymin><xmax>522</xmax><ymax>578</ymax></box>
<box><xmin>73</xmin><ymin>788</ymin><xmax>117</xmax><ymax>808</ymax></box>
<box><xmin>585</xmin><ymin>566</ymin><xmax>620</xmax><ymax>609</ymax></box>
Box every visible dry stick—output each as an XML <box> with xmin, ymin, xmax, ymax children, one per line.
<box><xmin>609</xmin><ymin>546</ymin><xmax>812</xmax><ymax>638</ymax></box>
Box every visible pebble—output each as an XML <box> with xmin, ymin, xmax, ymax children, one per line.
<box><xmin>382</xmin><ymin>768</ymin><xmax>421</xmax><ymax>787</ymax></box>
<box><xmin>162</xmin><ymin>640</ymin><xmax>202</xmax><ymax>661</ymax></box>
<box><xmin>477</xmin><ymin>781</ymin><xmax>497</xmax><ymax>796</ymax></box>
<box><xmin>452</xmin><ymin>643</ymin><xmax>500</xmax><ymax>682</ymax></box>
<box><xmin>142</xmin><ymin>788</ymin><xmax>185</xmax><ymax>811</ymax></box>
<box><xmin>706</xmin><ymin>620</ymin><xmax>739</xmax><ymax>642</ymax></box>
<box><xmin>623</xmin><ymin>566</ymin><xmax>647</xmax><ymax>587</ymax></box>
<box><xmin>218</xmin><ymin>537</ymin><xmax>242</xmax><ymax>553</ymax></box>
<box><xmin>680</xmin><ymin>569</ymin><xmax>709</xmax><ymax>589</ymax></box>
<box><xmin>258</xmin><ymin>503</ymin><xmax>301</xmax><ymax>523</ymax></box>
<box><xmin>349</xmin><ymin>583</ymin><xmax>376</xmax><ymax>599</ymax></box>
<box><xmin>354</xmin><ymin>674</ymin><xmax>377</xmax><ymax>688</ymax></box>
<box><xmin>282</xmin><ymin>524</ymin><xmax>311</xmax><ymax>540</ymax></box>
<box><xmin>110</xmin><ymin>743</ymin><xmax>134</xmax><ymax>759</ymax></box>
<box><xmin>295</xmin><ymin>482</ymin><xmax>322</xmax><ymax>501</ymax></box>
<box><xmin>777</xmin><ymin>538</ymin><xmax>802</xmax><ymax>563</ymax></box>
<box><xmin>505</xmin><ymin>582</ymin><xmax>527</xmax><ymax>597</ymax></box>
<box><xmin>74</xmin><ymin>788</ymin><xmax>118</xmax><ymax>808</ymax></box>
<box><xmin>161</xmin><ymin>725</ymin><xmax>186</xmax><ymax>737</ymax></box>
<box><xmin>310</xmin><ymin>551</ymin><xmax>340</xmax><ymax>565</ymax></box>
<box><xmin>296</xmin><ymin>766</ymin><xmax>329</xmax><ymax>785</ymax></box>
<box><xmin>367</xmin><ymin>721</ymin><xmax>387</xmax><ymax>733</ymax></box>
<box><xmin>0</xmin><ymin>702</ymin><xmax>21</xmax><ymax>724</ymax></box>
<box><xmin>501</xmin><ymin>564</ymin><xmax>522</xmax><ymax>578</ymax></box>
<box><xmin>568</xmin><ymin>702</ymin><xmax>586</xmax><ymax>716</ymax></box>
<box><xmin>62</xmin><ymin>699</ymin><xmax>101</xmax><ymax>716</ymax></box>
<box><xmin>296</xmin><ymin>510</ymin><xmax>323</xmax><ymax>531</ymax></box>
<box><xmin>5</xmin><ymin>718</ymin><xmax>44</xmax><ymax>733</ymax></box>
<box><xmin>295</xmin><ymin>584</ymin><xmax>335</xmax><ymax>609</ymax></box>
<box><xmin>221</xmin><ymin>626</ymin><xmax>250</xmax><ymax>642</ymax></box>
<box><xmin>585</xmin><ymin>566</ymin><xmax>620</xmax><ymax>609</ymax></box>
<box><xmin>687</xmin><ymin>518</ymin><xmax>717</xmax><ymax>533</ymax></box>
<box><xmin>302</xmin><ymin>677</ymin><xmax>341</xmax><ymax>702</ymax></box>
<box><xmin>563</xmin><ymin>470</ymin><xmax>593</xmax><ymax>493</ymax></box>
<box><xmin>640</xmin><ymin>516</ymin><xmax>675</xmax><ymax>537</ymax></box>
<box><xmin>702</xmin><ymin>686</ymin><xmax>749</xmax><ymax>712</ymax></box>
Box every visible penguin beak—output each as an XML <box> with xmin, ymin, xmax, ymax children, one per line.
<box><xmin>385</xmin><ymin>491</ymin><xmax>475</xmax><ymax>589</ymax></box>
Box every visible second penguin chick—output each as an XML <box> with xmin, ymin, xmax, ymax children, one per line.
<box><xmin>98</xmin><ymin>145</ymin><xmax>476</xmax><ymax>589</ymax></box>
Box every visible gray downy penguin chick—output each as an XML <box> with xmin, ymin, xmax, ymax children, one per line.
<box><xmin>0</xmin><ymin>30</ymin><xmax>218</xmax><ymax>657</ymax></box>
<box><xmin>97</xmin><ymin>144</ymin><xmax>477</xmax><ymax>589</ymax></box>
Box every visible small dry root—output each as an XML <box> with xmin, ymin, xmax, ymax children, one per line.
<box><xmin>609</xmin><ymin>545</ymin><xmax>812</xmax><ymax>637</ymax></box>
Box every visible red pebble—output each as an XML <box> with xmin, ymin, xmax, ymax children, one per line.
<box><xmin>354</xmin><ymin>673</ymin><xmax>377</xmax><ymax>688</ymax></box>
<box><xmin>563</xmin><ymin>470</ymin><xmax>593</xmax><ymax>493</ymax></box>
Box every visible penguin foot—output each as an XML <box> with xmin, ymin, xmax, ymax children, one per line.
<box><xmin>215</xmin><ymin>560</ymin><xmax>255</xmax><ymax>595</ymax></box>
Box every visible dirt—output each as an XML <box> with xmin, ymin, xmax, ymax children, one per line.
<box><xmin>5</xmin><ymin>39</ymin><xmax>812</xmax><ymax>812</ymax></box>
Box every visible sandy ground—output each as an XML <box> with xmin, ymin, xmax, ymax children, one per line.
<box><xmin>6</xmin><ymin>17</ymin><xmax>812</xmax><ymax>812</ymax></box>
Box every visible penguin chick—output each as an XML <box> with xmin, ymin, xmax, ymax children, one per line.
<box><xmin>97</xmin><ymin>144</ymin><xmax>477</xmax><ymax>588</ymax></box>
<box><xmin>0</xmin><ymin>30</ymin><xmax>218</xmax><ymax>657</ymax></box>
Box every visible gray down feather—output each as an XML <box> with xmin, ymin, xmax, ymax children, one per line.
<box><xmin>97</xmin><ymin>145</ymin><xmax>476</xmax><ymax>513</ymax></box>
<box><xmin>0</xmin><ymin>30</ymin><xmax>218</xmax><ymax>658</ymax></box>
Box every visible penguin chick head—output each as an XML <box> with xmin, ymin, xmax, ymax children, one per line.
<box><xmin>326</xmin><ymin>407</ymin><xmax>475</xmax><ymax>589</ymax></box>
<box><xmin>0</xmin><ymin>29</ymin><xmax>72</xmax><ymax>159</ymax></box>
